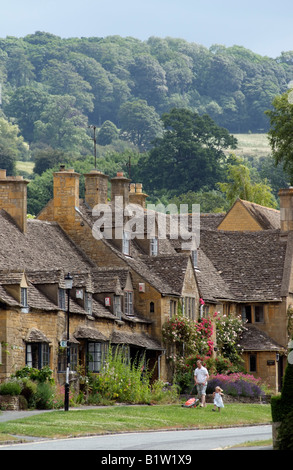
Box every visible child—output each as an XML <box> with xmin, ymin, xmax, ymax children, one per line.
<box><xmin>212</xmin><ymin>386</ymin><xmax>224</xmax><ymax>412</ymax></box>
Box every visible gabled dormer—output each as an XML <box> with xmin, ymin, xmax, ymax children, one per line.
<box><xmin>217</xmin><ymin>198</ymin><xmax>280</xmax><ymax>231</ymax></box>
<box><xmin>1</xmin><ymin>271</ymin><xmax>30</xmax><ymax>313</ymax></box>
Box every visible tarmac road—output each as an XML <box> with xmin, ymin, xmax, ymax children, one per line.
<box><xmin>0</xmin><ymin>423</ymin><xmax>272</xmax><ymax>450</ymax></box>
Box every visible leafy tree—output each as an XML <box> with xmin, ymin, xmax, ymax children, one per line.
<box><xmin>266</xmin><ymin>90</ymin><xmax>293</xmax><ymax>183</ymax></box>
<box><xmin>118</xmin><ymin>100</ymin><xmax>163</xmax><ymax>149</ymax></box>
<box><xmin>0</xmin><ymin>117</ymin><xmax>29</xmax><ymax>166</ymax></box>
<box><xmin>169</xmin><ymin>189</ymin><xmax>229</xmax><ymax>213</ymax></box>
<box><xmin>135</xmin><ymin>108</ymin><xmax>237</xmax><ymax>194</ymax></box>
<box><xmin>41</xmin><ymin>59</ymin><xmax>94</xmax><ymax>114</ymax></box>
<box><xmin>218</xmin><ymin>155</ymin><xmax>278</xmax><ymax>208</ymax></box>
<box><xmin>33</xmin><ymin>94</ymin><xmax>90</xmax><ymax>154</ymax></box>
<box><xmin>97</xmin><ymin>120</ymin><xmax>119</xmax><ymax>146</ymax></box>
<box><xmin>5</xmin><ymin>85</ymin><xmax>50</xmax><ymax>142</ymax></box>
<box><xmin>33</xmin><ymin>147</ymin><xmax>70</xmax><ymax>175</ymax></box>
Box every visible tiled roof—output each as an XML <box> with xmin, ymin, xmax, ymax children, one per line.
<box><xmin>0</xmin><ymin>210</ymin><xmax>93</xmax><ymax>273</ymax></box>
<box><xmin>140</xmin><ymin>254</ymin><xmax>193</xmax><ymax>295</ymax></box>
<box><xmin>239</xmin><ymin>325</ymin><xmax>285</xmax><ymax>351</ymax></box>
<box><xmin>199</xmin><ymin>229</ymin><xmax>287</xmax><ymax>301</ymax></box>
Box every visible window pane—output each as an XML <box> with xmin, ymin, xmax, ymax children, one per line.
<box><xmin>88</xmin><ymin>342</ymin><xmax>102</xmax><ymax>372</ymax></box>
<box><xmin>255</xmin><ymin>305</ymin><xmax>264</xmax><ymax>323</ymax></box>
<box><xmin>21</xmin><ymin>288</ymin><xmax>28</xmax><ymax>307</ymax></box>
<box><xmin>249</xmin><ymin>354</ymin><xmax>257</xmax><ymax>372</ymax></box>
<box><xmin>58</xmin><ymin>289</ymin><xmax>66</xmax><ymax>310</ymax></box>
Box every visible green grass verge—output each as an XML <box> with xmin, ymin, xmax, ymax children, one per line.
<box><xmin>0</xmin><ymin>404</ymin><xmax>271</xmax><ymax>440</ymax></box>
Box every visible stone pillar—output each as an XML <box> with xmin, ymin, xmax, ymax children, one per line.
<box><xmin>84</xmin><ymin>169</ymin><xmax>109</xmax><ymax>209</ymax></box>
<box><xmin>129</xmin><ymin>183</ymin><xmax>148</xmax><ymax>209</ymax></box>
<box><xmin>0</xmin><ymin>169</ymin><xmax>29</xmax><ymax>233</ymax></box>
<box><xmin>279</xmin><ymin>187</ymin><xmax>293</xmax><ymax>231</ymax></box>
<box><xmin>53</xmin><ymin>167</ymin><xmax>80</xmax><ymax>231</ymax></box>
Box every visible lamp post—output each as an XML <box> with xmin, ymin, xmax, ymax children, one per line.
<box><xmin>64</xmin><ymin>272</ymin><xmax>73</xmax><ymax>411</ymax></box>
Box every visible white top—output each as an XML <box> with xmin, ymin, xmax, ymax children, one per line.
<box><xmin>194</xmin><ymin>366</ymin><xmax>208</xmax><ymax>384</ymax></box>
<box><xmin>214</xmin><ymin>392</ymin><xmax>224</xmax><ymax>408</ymax></box>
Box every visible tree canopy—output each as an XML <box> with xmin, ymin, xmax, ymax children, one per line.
<box><xmin>132</xmin><ymin>108</ymin><xmax>237</xmax><ymax>195</ymax></box>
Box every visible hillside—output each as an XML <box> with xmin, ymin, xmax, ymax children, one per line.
<box><xmin>0</xmin><ymin>32</ymin><xmax>293</xmax><ymax>155</ymax></box>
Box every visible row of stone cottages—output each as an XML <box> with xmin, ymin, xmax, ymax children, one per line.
<box><xmin>0</xmin><ymin>166</ymin><xmax>291</xmax><ymax>393</ymax></box>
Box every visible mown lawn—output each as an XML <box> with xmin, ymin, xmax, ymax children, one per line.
<box><xmin>0</xmin><ymin>404</ymin><xmax>271</xmax><ymax>441</ymax></box>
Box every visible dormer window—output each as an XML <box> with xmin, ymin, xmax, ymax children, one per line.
<box><xmin>191</xmin><ymin>249</ymin><xmax>198</xmax><ymax>268</ymax></box>
<box><xmin>124</xmin><ymin>291</ymin><xmax>133</xmax><ymax>316</ymax></box>
<box><xmin>122</xmin><ymin>231</ymin><xmax>130</xmax><ymax>255</ymax></box>
<box><xmin>58</xmin><ymin>288</ymin><xmax>66</xmax><ymax>310</ymax></box>
<box><xmin>21</xmin><ymin>287</ymin><xmax>28</xmax><ymax>308</ymax></box>
<box><xmin>85</xmin><ymin>292</ymin><xmax>93</xmax><ymax>315</ymax></box>
<box><xmin>150</xmin><ymin>237</ymin><xmax>158</xmax><ymax>256</ymax></box>
<box><xmin>114</xmin><ymin>295</ymin><xmax>122</xmax><ymax>318</ymax></box>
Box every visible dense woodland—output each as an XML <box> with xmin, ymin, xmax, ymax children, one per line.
<box><xmin>0</xmin><ymin>31</ymin><xmax>292</xmax><ymax>214</ymax></box>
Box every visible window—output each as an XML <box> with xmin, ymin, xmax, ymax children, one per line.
<box><xmin>122</xmin><ymin>231</ymin><xmax>130</xmax><ymax>255</ymax></box>
<box><xmin>249</xmin><ymin>354</ymin><xmax>257</xmax><ymax>372</ymax></box>
<box><xmin>124</xmin><ymin>291</ymin><xmax>133</xmax><ymax>315</ymax></box>
<box><xmin>114</xmin><ymin>295</ymin><xmax>122</xmax><ymax>317</ymax></box>
<box><xmin>85</xmin><ymin>292</ymin><xmax>93</xmax><ymax>315</ymax></box>
<box><xmin>170</xmin><ymin>300</ymin><xmax>176</xmax><ymax>317</ymax></box>
<box><xmin>255</xmin><ymin>305</ymin><xmax>264</xmax><ymax>323</ymax></box>
<box><xmin>21</xmin><ymin>287</ymin><xmax>28</xmax><ymax>307</ymax></box>
<box><xmin>150</xmin><ymin>237</ymin><xmax>158</xmax><ymax>256</ymax></box>
<box><xmin>58</xmin><ymin>346</ymin><xmax>78</xmax><ymax>372</ymax></box>
<box><xmin>191</xmin><ymin>250</ymin><xmax>198</xmax><ymax>268</ymax></box>
<box><xmin>58</xmin><ymin>288</ymin><xmax>66</xmax><ymax>310</ymax></box>
<box><xmin>87</xmin><ymin>342</ymin><xmax>107</xmax><ymax>372</ymax></box>
<box><xmin>242</xmin><ymin>305</ymin><xmax>252</xmax><ymax>323</ymax></box>
<box><xmin>26</xmin><ymin>343</ymin><xmax>49</xmax><ymax>369</ymax></box>
<box><xmin>150</xmin><ymin>301</ymin><xmax>155</xmax><ymax>313</ymax></box>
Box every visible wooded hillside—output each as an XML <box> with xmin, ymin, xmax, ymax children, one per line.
<box><xmin>1</xmin><ymin>31</ymin><xmax>293</xmax><ymax>146</ymax></box>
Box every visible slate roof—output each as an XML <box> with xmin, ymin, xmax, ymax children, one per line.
<box><xmin>140</xmin><ymin>254</ymin><xmax>194</xmax><ymax>295</ymax></box>
<box><xmin>78</xmin><ymin>201</ymin><xmax>183</xmax><ymax>296</ymax></box>
<box><xmin>198</xmin><ymin>229</ymin><xmax>287</xmax><ymax>302</ymax></box>
<box><xmin>0</xmin><ymin>210</ymin><xmax>93</xmax><ymax>273</ymax></box>
<box><xmin>239</xmin><ymin>325</ymin><xmax>285</xmax><ymax>352</ymax></box>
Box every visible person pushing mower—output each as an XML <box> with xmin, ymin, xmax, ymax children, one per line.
<box><xmin>194</xmin><ymin>360</ymin><xmax>209</xmax><ymax>407</ymax></box>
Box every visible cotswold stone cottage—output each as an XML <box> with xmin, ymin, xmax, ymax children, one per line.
<box><xmin>0</xmin><ymin>168</ymin><xmax>199</xmax><ymax>385</ymax></box>
<box><xmin>0</xmin><ymin>166</ymin><xmax>291</xmax><ymax>392</ymax></box>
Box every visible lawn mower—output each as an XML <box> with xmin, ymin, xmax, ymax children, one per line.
<box><xmin>182</xmin><ymin>386</ymin><xmax>200</xmax><ymax>408</ymax></box>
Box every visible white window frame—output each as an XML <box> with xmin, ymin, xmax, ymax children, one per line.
<box><xmin>124</xmin><ymin>291</ymin><xmax>133</xmax><ymax>316</ymax></box>
<box><xmin>150</xmin><ymin>237</ymin><xmax>158</xmax><ymax>256</ymax></box>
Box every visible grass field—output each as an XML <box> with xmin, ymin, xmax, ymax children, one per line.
<box><xmin>232</xmin><ymin>133</ymin><xmax>271</xmax><ymax>159</ymax></box>
<box><xmin>16</xmin><ymin>161</ymin><xmax>34</xmax><ymax>174</ymax></box>
<box><xmin>0</xmin><ymin>404</ymin><xmax>272</xmax><ymax>441</ymax></box>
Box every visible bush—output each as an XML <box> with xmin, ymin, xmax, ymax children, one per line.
<box><xmin>207</xmin><ymin>373</ymin><xmax>265</xmax><ymax>398</ymax></box>
<box><xmin>0</xmin><ymin>380</ymin><xmax>22</xmax><ymax>396</ymax></box>
<box><xmin>277</xmin><ymin>409</ymin><xmax>293</xmax><ymax>450</ymax></box>
<box><xmin>89</xmin><ymin>347</ymin><xmax>152</xmax><ymax>404</ymax></box>
<box><xmin>35</xmin><ymin>382</ymin><xmax>54</xmax><ymax>409</ymax></box>
<box><xmin>20</xmin><ymin>378</ymin><xmax>38</xmax><ymax>408</ymax></box>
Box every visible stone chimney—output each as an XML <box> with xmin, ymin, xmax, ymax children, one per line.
<box><xmin>84</xmin><ymin>169</ymin><xmax>109</xmax><ymax>209</ymax></box>
<box><xmin>279</xmin><ymin>188</ymin><xmax>293</xmax><ymax>231</ymax></box>
<box><xmin>111</xmin><ymin>172</ymin><xmax>131</xmax><ymax>207</ymax></box>
<box><xmin>52</xmin><ymin>166</ymin><xmax>80</xmax><ymax>230</ymax></box>
<box><xmin>129</xmin><ymin>183</ymin><xmax>148</xmax><ymax>209</ymax></box>
<box><xmin>0</xmin><ymin>169</ymin><xmax>29</xmax><ymax>233</ymax></box>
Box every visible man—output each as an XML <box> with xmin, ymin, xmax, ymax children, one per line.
<box><xmin>194</xmin><ymin>360</ymin><xmax>209</xmax><ymax>407</ymax></box>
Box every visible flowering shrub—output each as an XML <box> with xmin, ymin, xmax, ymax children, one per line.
<box><xmin>214</xmin><ymin>313</ymin><xmax>245</xmax><ymax>366</ymax></box>
<box><xmin>162</xmin><ymin>315</ymin><xmax>214</xmax><ymax>359</ymax></box>
<box><xmin>207</xmin><ymin>373</ymin><xmax>265</xmax><ymax>398</ymax></box>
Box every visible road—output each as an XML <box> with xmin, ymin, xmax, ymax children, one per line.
<box><xmin>0</xmin><ymin>425</ymin><xmax>272</xmax><ymax>450</ymax></box>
